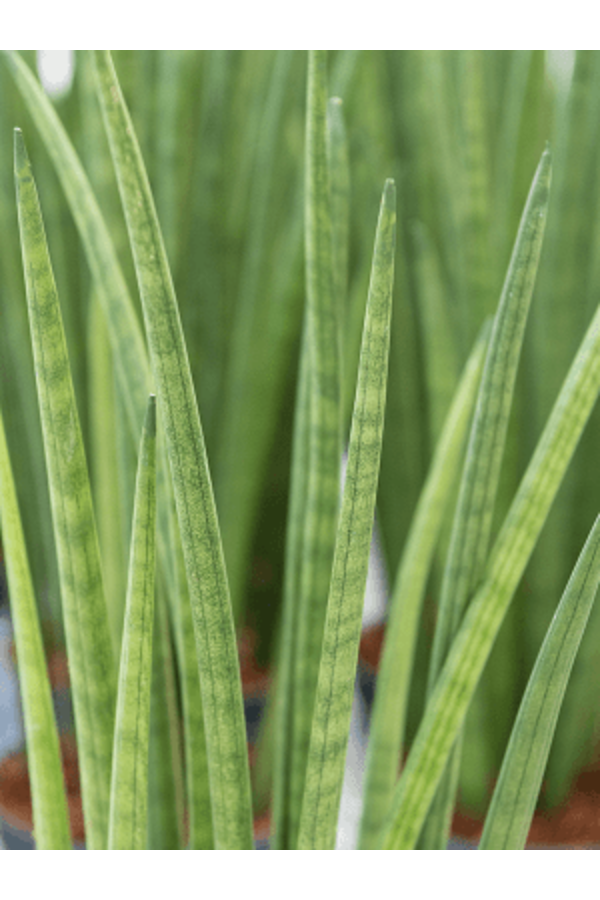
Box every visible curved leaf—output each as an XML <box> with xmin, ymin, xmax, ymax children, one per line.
<box><xmin>479</xmin><ymin>515</ymin><xmax>600</xmax><ymax>850</ymax></box>
<box><xmin>92</xmin><ymin>50</ymin><xmax>253</xmax><ymax>850</ymax></box>
<box><xmin>358</xmin><ymin>320</ymin><xmax>489</xmax><ymax>849</ymax></box>
<box><xmin>0</xmin><ymin>408</ymin><xmax>71</xmax><ymax>850</ymax></box>
<box><xmin>422</xmin><ymin>146</ymin><xmax>551</xmax><ymax>849</ymax></box>
<box><xmin>379</xmin><ymin>290</ymin><xmax>600</xmax><ymax>849</ymax></box>
<box><xmin>14</xmin><ymin>128</ymin><xmax>116</xmax><ymax>850</ymax></box>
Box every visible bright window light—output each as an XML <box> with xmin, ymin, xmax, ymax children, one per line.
<box><xmin>37</xmin><ymin>50</ymin><xmax>74</xmax><ymax>98</ymax></box>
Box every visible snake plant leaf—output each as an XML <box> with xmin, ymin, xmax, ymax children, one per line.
<box><xmin>479</xmin><ymin>514</ymin><xmax>600</xmax><ymax>850</ymax></box>
<box><xmin>4</xmin><ymin>51</ymin><xmax>211</xmax><ymax>837</ymax></box>
<box><xmin>14</xmin><ymin>128</ymin><xmax>116</xmax><ymax>850</ymax></box>
<box><xmin>0</xmin><ymin>408</ymin><xmax>71</xmax><ymax>850</ymax></box>
<box><xmin>271</xmin><ymin>327</ymin><xmax>311</xmax><ymax>850</ymax></box>
<box><xmin>288</xmin><ymin>49</ymin><xmax>343</xmax><ymax>849</ymax></box>
<box><xmin>109</xmin><ymin>396</ymin><xmax>157</xmax><ymax>851</ymax></box>
<box><xmin>379</xmin><ymin>289</ymin><xmax>600</xmax><ymax>850</ymax></box>
<box><xmin>421</xmin><ymin>146</ymin><xmax>551</xmax><ymax>849</ymax></box>
<box><xmin>3</xmin><ymin>51</ymin><xmax>150</xmax><ymax>439</ymax></box>
<box><xmin>297</xmin><ymin>178</ymin><xmax>395</xmax><ymax>851</ymax></box>
<box><xmin>92</xmin><ymin>49</ymin><xmax>253</xmax><ymax>850</ymax></box>
<box><xmin>358</xmin><ymin>320</ymin><xmax>489</xmax><ymax>850</ymax></box>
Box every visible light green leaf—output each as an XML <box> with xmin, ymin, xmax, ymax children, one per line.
<box><xmin>0</xmin><ymin>407</ymin><xmax>71</xmax><ymax>850</ymax></box>
<box><xmin>109</xmin><ymin>396</ymin><xmax>157</xmax><ymax>851</ymax></box>
<box><xmin>379</xmin><ymin>287</ymin><xmax>600</xmax><ymax>850</ymax></box>
<box><xmin>421</xmin><ymin>145</ymin><xmax>551</xmax><ymax>849</ymax></box>
<box><xmin>479</xmin><ymin>515</ymin><xmax>600</xmax><ymax>850</ymax></box>
<box><xmin>92</xmin><ymin>49</ymin><xmax>253</xmax><ymax>850</ymax></box>
<box><xmin>288</xmin><ymin>49</ymin><xmax>343</xmax><ymax>849</ymax></box>
<box><xmin>297</xmin><ymin>178</ymin><xmax>395</xmax><ymax>850</ymax></box>
<box><xmin>14</xmin><ymin>127</ymin><xmax>116</xmax><ymax>850</ymax></box>
<box><xmin>3</xmin><ymin>51</ymin><xmax>150</xmax><ymax>440</ymax></box>
<box><xmin>4</xmin><ymin>49</ymin><xmax>211</xmax><ymax>842</ymax></box>
<box><xmin>358</xmin><ymin>320</ymin><xmax>489</xmax><ymax>850</ymax></box>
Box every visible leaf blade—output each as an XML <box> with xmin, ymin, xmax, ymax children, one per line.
<box><xmin>14</xmin><ymin>127</ymin><xmax>116</xmax><ymax>850</ymax></box>
<box><xmin>92</xmin><ymin>49</ymin><xmax>253</xmax><ymax>850</ymax></box>
<box><xmin>109</xmin><ymin>396</ymin><xmax>157</xmax><ymax>851</ymax></box>
<box><xmin>297</xmin><ymin>179</ymin><xmax>396</xmax><ymax>850</ymax></box>
<box><xmin>380</xmin><ymin>289</ymin><xmax>600</xmax><ymax>850</ymax></box>
<box><xmin>0</xmin><ymin>407</ymin><xmax>71</xmax><ymax>850</ymax></box>
<box><xmin>358</xmin><ymin>321</ymin><xmax>489</xmax><ymax>849</ymax></box>
<box><xmin>479</xmin><ymin>514</ymin><xmax>600</xmax><ymax>850</ymax></box>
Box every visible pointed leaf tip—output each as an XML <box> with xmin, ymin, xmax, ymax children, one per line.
<box><xmin>383</xmin><ymin>178</ymin><xmax>396</xmax><ymax>211</ymax></box>
<box><xmin>146</xmin><ymin>395</ymin><xmax>157</xmax><ymax>438</ymax></box>
<box><xmin>13</xmin><ymin>127</ymin><xmax>29</xmax><ymax>174</ymax></box>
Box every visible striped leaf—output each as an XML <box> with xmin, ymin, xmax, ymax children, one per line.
<box><xmin>0</xmin><ymin>407</ymin><xmax>71</xmax><ymax>850</ymax></box>
<box><xmin>421</xmin><ymin>146</ymin><xmax>551</xmax><ymax>849</ymax></box>
<box><xmin>379</xmin><ymin>289</ymin><xmax>600</xmax><ymax>850</ymax></box>
<box><xmin>297</xmin><ymin>179</ymin><xmax>395</xmax><ymax>850</ymax></box>
<box><xmin>14</xmin><ymin>128</ymin><xmax>116</xmax><ymax>850</ymax></box>
<box><xmin>358</xmin><ymin>321</ymin><xmax>489</xmax><ymax>849</ymax></box>
<box><xmin>109</xmin><ymin>396</ymin><xmax>157</xmax><ymax>850</ymax></box>
<box><xmin>288</xmin><ymin>49</ymin><xmax>343</xmax><ymax>848</ymax></box>
<box><xmin>4</xmin><ymin>49</ymin><xmax>210</xmax><ymax>841</ymax></box>
<box><xmin>92</xmin><ymin>50</ymin><xmax>253</xmax><ymax>850</ymax></box>
<box><xmin>479</xmin><ymin>515</ymin><xmax>600</xmax><ymax>850</ymax></box>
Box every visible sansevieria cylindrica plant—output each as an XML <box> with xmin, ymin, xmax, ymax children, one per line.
<box><xmin>2</xmin><ymin>50</ymin><xmax>600</xmax><ymax>850</ymax></box>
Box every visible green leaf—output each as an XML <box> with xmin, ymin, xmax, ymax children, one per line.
<box><xmin>358</xmin><ymin>320</ymin><xmax>489</xmax><ymax>850</ymax></box>
<box><xmin>14</xmin><ymin>127</ymin><xmax>116</xmax><ymax>850</ymax></box>
<box><xmin>4</xmin><ymin>49</ymin><xmax>210</xmax><ymax>842</ymax></box>
<box><xmin>0</xmin><ymin>407</ymin><xmax>71</xmax><ymax>850</ymax></box>
<box><xmin>421</xmin><ymin>145</ymin><xmax>551</xmax><ymax>849</ymax></box>
<box><xmin>379</xmin><ymin>284</ymin><xmax>600</xmax><ymax>850</ymax></box>
<box><xmin>3</xmin><ymin>51</ymin><xmax>151</xmax><ymax>440</ymax></box>
<box><xmin>288</xmin><ymin>49</ymin><xmax>343</xmax><ymax>849</ymax></box>
<box><xmin>109</xmin><ymin>396</ymin><xmax>157</xmax><ymax>850</ymax></box>
<box><xmin>297</xmin><ymin>178</ymin><xmax>396</xmax><ymax>850</ymax></box>
<box><xmin>92</xmin><ymin>50</ymin><xmax>253</xmax><ymax>850</ymax></box>
<box><xmin>479</xmin><ymin>514</ymin><xmax>600</xmax><ymax>850</ymax></box>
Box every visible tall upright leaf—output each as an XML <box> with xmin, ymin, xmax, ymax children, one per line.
<box><xmin>4</xmin><ymin>50</ymin><xmax>212</xmax><ymax>834</ymax></box>
<box><xmin>297</xmin><ymin>178</ymin><xmax>395</xmax><ymax>850</ymax></box>
<box><xmin>379</xmin><ymin>289</ymin><xmax>600</xmax><ymax>849</ymax></box>
<box><xmin>109</xmin><ymin>396</ymin><xmax>156</xmax><ymax>851</ymax></box>
<box><xmin>480</xmin><ymin>515</ymin><xmax>600</xmax><ymax>850</ymax></box>
<box><xmin>0</xmin><ymin>408</ymin><xmax>71</xmax><ymax>850</ymax></box>
<box><xmin>358</xmin><ymin>322</ymin><xmax>489</xmax><ymax>849</ymax></box>
<box><xmin>288</xmin><ymin>50</ymin><xmax>342</xmax><ymax>848</ymax></box>
<box><xmin>92</xmin><ymin>50</ymin><xmax>253</xmax><ymax>850</ymax></box>
<box><xmin>421</xmin><ymin>146</ymin><xmax>551</xmax><ymax>848</ymax></box>
<box><xmin>14</xmin><ymin>128</ymin><xmax>116</xmax><ymax>850</ymax></box>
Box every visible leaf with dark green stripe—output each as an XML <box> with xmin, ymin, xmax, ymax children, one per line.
<box><xmin>479</xmin><ymin>515</ymin><xmax>600</xmax><ymax>850</ymax></box>
<box><xmin>109</xmin><ymin>396</ymin><xmax>156</xmax><ymax>850</ymax></box>
<box><xmin>4</xmin><ymin>49</ymin><xmax>211</xmax><ymax>839</ymax></box>
<box><xmin>0</xmin><ymin>407</ymin><xmax>71</xmax><ymax>850</ymax></box>
<box><xmin>421</xmin><ymin>146</ymin><xmax>551</xmax><ymax>849</ymax></box>
<box><xmin>92</xmin><ymin>49</ymin><xmax>253</xmax><ymax>850</ymax></box>
<box><xmin>14</xmin><ymin>128</ymin><xmax>116</xmax><ymax>850</ymax></box>
<box><xmin>297</xmin><ymin>179</ymin><xmax>395</xmax><ymax>850</ymax></box>
<box><xmin>379</xmin><ymin>291</ymin><xmax>600</xmax><ymax>849</ymax></box>
<box><xmin>358</xmin><ymin>321</ymin><xmax>489</xmax><ymax>850</ymax></box>
<box><xmin>288</xmin><ymin>49</ymin><xmax>343</xmax><ymax>849</ymax></box>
